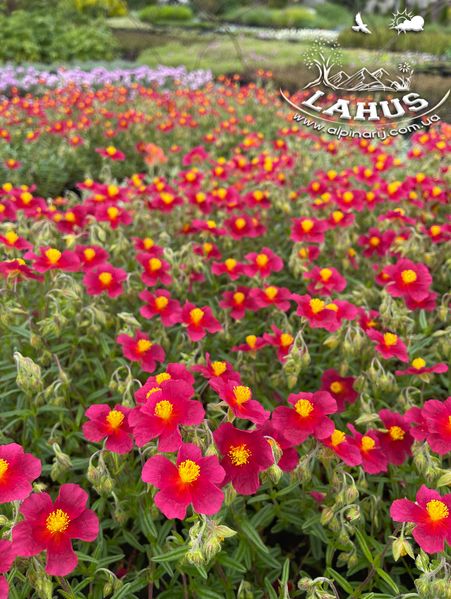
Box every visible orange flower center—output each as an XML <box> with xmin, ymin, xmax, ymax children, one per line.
<box><xmin>233</xmin><ymin>385</ymin><xmax>251</xmax><ymax>405</ymax></box>
<box><xmin>107</xmin><ymin>206</ymin><xmax>119</xmax><ymax>219</ymax></box>
<box><xmin>46</xmin><ymin>509</ymin><xmax>71</xmax><ymax>534</ymax></box>
<box><xmin>361</xmin><ymin>436</ymin><xmax>375</xmax><ymax>451</ymax></box>
<box><xmin>136</xmin><ymin>339</ymin><xmax>152</xmax><ymax>354</ymax></box>
<box><xmin>411</xmin><ymin>357</ymin><xmax>426</xmax><ymax>370</ymax></box>
<box><xmin>106</xmin><ymin>409</ymin><xmax>125</xmax><ymax>430</ymax></box>
<box><xmin>0</xmin><ymin>458</ymin><xmax>9</xmax><ymax>479</ymax></box>
<box><xmin>330</xmin><ymin>381</ymin><xmax>344</xmax><ymax>394</ymax></box>
<box><xmin>211</xmin><ymin>361</ymin><xmax>227</xmax><ymax>376</ymax></box>
<box><xmin>330</xmin><ymin>429</ymin><xmax>346</xmax><ymax>447</ymax></box>
<box><xmin>233</xmin><ymin>292</ymin><xmax>245</xmax><ymax>305</ymax></box>
<box><xmin>389</xmin><ymin>426</ymin><xmax>405</xmax><ymax>441</ymax></box>
<box><xmin>280</xmin><ymin>333</ymin><xmax>293</xmax><ymax>348</ymax></box>
<box><xmin>45</xmin><ymin>248</ymin><xmax>61</xmax><ymax>265</ymax></box>
<box><xmin>309</xmin><ymin>298</ymin><xmax>325</xmax><ymax>314</ymax></box>
<box><xmin>228</xmin><ymin>444</ymin><xmax>251</xmax><ymax>466</ymax></box>
<box><xmin>295</xmin><ymin>399</ymin><xmax>314</xmax><ymax>418</ymax></box>
<box><xmin>369</xmin><ymin>236</ymin><xmax>380</xmax><ymax>247</ymax></box>
<box><xmin>225</xmin><ymin>258</ymin><xmax>237</xmax><ymax>271</ymax></box>
<box><xmin>106</xmin><ymin>145</ymin><xmax>117</xmax><ymax>156</ymax></box>
<box><xmin>401</xmin><ymin>269</ymin><xmax>417</xmax><ymax>284</ymax></box>
<box><xmin>246</xmin><ymin>335</ymin><xmax>257</xmax><ymax>349</ymax></box>
<box><xmin>264</xmin><ymin>286</ymin><xmax>278</xmax><ymax>300</ymax></box>
<box><xmin>84</xmin><ymin>248</ymin><xmax>96</xmax><ymax>261</ymax></box>
<box><xmin>155</xmin><ymin>296</ymin><xmax>169</xmax><ymax>310</ymax></box>
<box><xmin>235</xmin><ymin>218</ymin><xmax>246</xmax><ymax>230</ymax></box>
<box><xmin>426</xmin><ymin>500</ymin><xmax>449</xmax><ymax>522</ymax></box>
<box><xmin>5</xmin><ymin>231</ymin><xmax>18</xmax><ymax>244</ymax></box>
<box><xmin>256</xmin><ymin>254</ymin><xmax>269</xmax><ymax>267</ymax></box>
<box><xmin>98</xmin><ymin>272</ymin><xmax>112</xmax><ymax>286</ymax></box>
<box><xmin>155</xmin><ymin>372</ymin><xmax>171</xmax><ymax>384</ymax></box>
<box><xmin>332</xmin><ymin>211</ymin><xmax>344</xmax><ymax>223</ymax></box>
<box><xmin>319</xmin><ymin>268</ymin><xmax>333</xmax><ymax>282</ymax></box>
<box><xmin>178</xmin><ymin>459</ymin><xmax>200</xmax><ymax>484</ymax></box>
<box><xmin>203</xmin><ymin>242</ymin><xmax>213</xmax><ymax>255</ymax></box>
<box><xmin>154</xmin><ymin>400</ymin><xmax>173</xmax><ymax>420</ymax></box>
<box><xmin>383</xmin><ymin>333</ymin><xmax>398</xmax><ymax>347</ymax></box>
<box><xmin>143</xmin><ymin>237</ymin><xmax>154</xmax><ymax>250</ymax></box>
<box><xmin>301</xmin><ymin>219</ymin><xmax>314</xmax><ymax>232</ymax></box>
<box><xmin>430</xmin><ymin>225</ymin><xmax>441</xmax><ymax>236</ymax></box>
<box><xmin>190</xmin><ymin>308</ymin><xmax>204</xmax><ymax>325</ymax></box>
<box><xmin>149</xmin><ymin>258</ymin><xmax>162</xmax><ymax>272</ymax></box>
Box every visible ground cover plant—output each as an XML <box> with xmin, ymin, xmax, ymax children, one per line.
<box><xmin>0</xmin><ymin>72</ymin><xmax>450</xmax><ymax>598</ymax></box>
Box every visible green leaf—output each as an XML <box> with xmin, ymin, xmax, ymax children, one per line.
<box><xmin>151</xmin><ymin>545</ymin><xmax>187</xmax><ymax>563</ymax></box>
<box><xmin>264</xmin><ymin>577</ymin><xmax>278</xmax><ymax>599</ymax></box>
<box><xmin>355</xmin><ymin>529</ymin><xmax>374</xmax><ymax>564</ymax></box>
<box><xmin>240</xmin><ymin>520</ymin><xmax>269</xmax><ymax>554</ymax></box>
<box><xmin>326</xmin><ymin>568</ymin><xmax>354</xmax><ymax>594</ymax></box>
<box><xmin>376</xmin><ymin>568</ymin><xmax>399</xmax><ymax>595</ymax></box>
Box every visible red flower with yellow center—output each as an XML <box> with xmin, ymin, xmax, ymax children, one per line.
<box><xmin>320</xmin><ymin>369</ymin><xmax>358</xmax><ymax>411</ymax></box>
<box><xmin>83</xmin><ymin>404</ymin><xmax>133</xmax><ymax>454</ymax></box>
<box><xmin>384</xmin><ymin>258</ymin><xmax>432</xmax><ymax>302</ymax></box>
<box><xmin>116</xmin><ymin>331</ymin><xmax>165</xmax><ymax>373</ymax></box>
<box><xmin>181</xmin><ymin>302</ymin><xmax>222</xmax><ymax>341</ymax></box>
<box><xmin>378</xmin><ymin>409</ymin><xmax>413</xmax><ymax>466</ymax></box>
<box><xmin>322</xmin><ymin>429</ymin><xmax>362</xmax><ymax>466</ymax></box>
<box><xmin>367</xmin><ymin>329</ymin><xmax>409</xmax><ymax>362</ymax></box>
<box><xmin>243</xmin><ymin>247</ymin><xmax>283</xmax><ymax>278</ymax></box>
<box><xmin>347</xmin><ymin>425</ymin><xmax>388</xmax><ymax>474</ymax></box>
<box><xmin>26</xmin><ymin>246</ymin><xmax>80</xmax><ymax>273</ymax></box>
<box><xmin>210</xmin><ymin>379</ymin><xmax>269</xmax><ymax>425</ymax></box>
<box><xmin>139</xmin><ymin>289</ymin><xmax>182</xmax><ymax>326</ymax></box>
<box><xmin>83</xmin><ymin>263</ymin><xmax>127</xmax><ymax>297</ymax></box>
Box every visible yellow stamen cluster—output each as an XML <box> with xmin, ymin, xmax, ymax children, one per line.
<box><xmin>295</xmin><ymin>399</ymin><xmax>314</xmax><ymax>418</ymax></box>
<box><xmin>46</xmin><ymin>509</ymin><xmax>70</xmax><ymax>534</ymax></box>
<box><xmin>155</xmin><ymin>372</ymin><xmax>171</xmax><ymax>384</ymax></box>
<box><xmin>411</xmin><ymin>358</ymin><xmax>426</xmax><ymax>370</ymax></box>
<box><xmin>0</xmin><ymin>458</ymin><xmax>9</xmax><ymax>479</ymax></box>
<box><xmin>148</xmin><ymin>258</ymin><xmax>162</xmax><ymax>272</ymax></box>
<box><xmin>426</xmin><ymin>500</ymin><xmax>449</xmax><ymax>522</ymax></box>
<box><xmin>45</xmin><ymin>248</ymin><xmax>61</xmax><ymax>264</ymax></box>
<box><xmin>98</xmin><ymin>272</ymin><xmax>112</xmax><ymax>286</ymax></box>
<box><xmin>401</xmin><ymin>269</ymin><xmax>417</xmax><ymax>284</ymax></box>
<box><xmin>228</xmin><ymin>444</ymin><xmax>251</xmax><ymax>466</ymax></box>
<box><xmin>211</xmin><ymin>361</ymin><xmax>227</xmax><ymax>376</ymax></box>
<box><xmin>155</xmin><ymin>296</ymin><xmax>169</xmax><ymax>310</ymax></box>
<box><xmin>309</xmin><ymin>298</ymin><xmax>325</xmax><ymax>314</ymax></box>
<box><xmin>361</xmin><ymin>436</ymin><xmax>375</xmax><ymax>451</ymax></box>
<box><xmin>178</xmin><ymin>459</ymin><xmax>200</xmax><ymax>483</ymax></box>
<box><xmin>84</xmin><ymin>248</ymin><xmax>96</xmax><ymax>261</ymax></box>
<box><xmin>256</xmin><ymin>254</ymin><xmax>269</xmax><ymax>267</ymax></box>
<box><xmin>136</xmin><ymin>339</ymin><xmax>152</xmax><ymax>354</ymax></box>
<box><xmin>389</xmin><ymin>426</ymin><xmax>405</xmax><ymax>441</ymax></box>
<box><xmin>190</xmin><ymin>308</ymin><xmax>204</xmax><ymax>325</ymax></box>
<box><xmin>280</xmin><ymin>333</ymin><xmax>293</xmax><ymax>348</ymax></box>
<box><xmin>106</xmin><ymin>409</ymin><xmax>125</xmax><ymax>430</ymax></box>
<box><xmin>330</xmin><ymin>430</ymin><xmax>346</xmax><ymax>447</ymax></box>
<box><xmin>319</xmin><ymin>268</ymin><xmax>333</xmax><ymax>282</ymax></box>
<box><xmin>301</xmin><ymin>219</ymin><xmax>314</xmax><ymax>232</ymax></box>
<box><xmin>246</xmin><ymin>335</ymin><xmax>257</xmax><ymax>349</ymax></box>
<box><xmin>330</xmin><ymin>381</ymin><xmax>344</xmax><ymax>394</ymax></box>
<box><xmin>383</xmin><ymin>333</ymin><xmax>398</xmax><ymax>347</ymax></box>
<box><xmin>154</xmin><ymin>400</ymin><xmax>173</xmax><ymax>420</ymax></box>
<box><xmin>264</xmin><ymin>286</ymin><xmax>278</xmax><ymax>300</ymax></box>
<box><xmin>233</xmin><ymin>292</ymin><xmax>245</xmax><ymax>305</ymax></box>
<box><xmin>233</xmin><ymin>385</ymin><xmax>251</xmax><ymax>405</ymax></box>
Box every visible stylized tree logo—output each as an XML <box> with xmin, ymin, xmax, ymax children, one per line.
<box><xmin>303</xmin><ymin>38</ymin><xmax>343</xmax><ymax>90</ymax></box>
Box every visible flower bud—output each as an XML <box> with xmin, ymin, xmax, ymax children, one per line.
<box><xmin>14</xmin><ymin>352</ymin><xmax>43</xmax><ymax>395</ymax></box>
<box><xmin>267</xmin><ymin>463</ymin><xmax>283</xmax><ymax>484</ymax></box>
<box><xmin>320</xmin><ymin>507</ymin><xmax>334</xmax><ymax>526</ymax></box>
<box><xmin>392</xmin><ymin>538</ymin><xmax>414</xmax><ymax>561</ymax></box>
<box><xmin>224</xmin><ymin>484</ymin><xmax>237</xmax><ymax>506</ymax></box>
<box><xmin>185</xmin><ymin>549</ymin><xmax>204</xmax><ymax>566</ymax></box>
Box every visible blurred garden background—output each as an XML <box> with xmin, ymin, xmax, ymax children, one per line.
<box><xmin>1</xmin><ymin>0</ymin><xmax>449</xmax><ymax>107</ymax></box>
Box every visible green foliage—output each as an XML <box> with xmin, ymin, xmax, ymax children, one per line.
<box><xmin>338</xmin><ymin>26</ymin><xmax>450</xmax><ymax>56</ymax></box>
<box><xmin>139</xmin><ymin>4</ymin><xmax>194</xmax><ymax>24</ymax></box>
<box><xmin>224</xmin><ymin>5</ymin><xmax>317</xmax><ymax>28</ymax></box>
<box><xmin>0</xmin><ymin>7</ymin><xmax>118</xmax><ymax>63</ymax></box>
<box><xmin>72</xmin><ymin>0</ymin><xmax>128</xmax><ymax>17</ymax></box>
<box><xmin>313</xmin><ymin>1</ymin><xmax>352</xmax><ymax>29</ymax></box>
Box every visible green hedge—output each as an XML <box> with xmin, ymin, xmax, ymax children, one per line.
<box><xmin>139</xmin><ymin>5</ymin><xmax>194</xmax><ymax>24</ymax></box>
<box><xmin>224</xmin><ymin>6</ymin><xmax>316</xmax><ymax>28</ymax></box>
<box><xmin>338</xmin><ymin>26</ymin><xmax>450</xmax><ymax>56</ymax></box>
<box><xmin>0</xmin><ymin>10</ymin><xmax>117</xmax><ymax>63</ymax></box>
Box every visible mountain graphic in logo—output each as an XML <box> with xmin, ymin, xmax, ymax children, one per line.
<box><xmin>325</xmin><ymin>67</ymin><xmax>411</xmax><ymax>92</ymax></box>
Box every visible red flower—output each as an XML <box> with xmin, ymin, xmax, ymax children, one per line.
<box><xmin>395</xmin><ymin>358</ymin><xmax>448</xmax><ymax>377</ymax></box>
<box><xmin>390</xmin><ymin>486</ymin><xmax>451</xmax><ymax>553</ymax></box>
<box><xmin>405</xmin><ymin>406</ymin><xmax>428</xmax><ymax>442</ymax></box>
<box><xmin>320</xmin><ymin>369</ymin><xmax>357</xmax><ymax>412</ymax></box>
<box><xmin>210</xmin><ymin>379</ymin><xmax>269</xmax><ymax>425</ymax></box>
<box><xmin>83</xmin><ymin>263</ymin><xmax>127</xmax><ymax>298</ymax></box>
<box><xmin>95</xmin><ymin>204</ymin><xmax>132</xmax><ymax>229</ymax></box>
<box><xmin>225</xmin><ymin>214</ymin><xmax>262</xmax><ymax>239</ymax></box>
<box><xmin>263</xmin><ymin>325</ymin><xmax>295</xmax><ymax>362</ymax></box>
<box><xmin>134</xmin><ymin>364</ymin><xmax>195</xmax><ymax>404</ymax></box>
<box><xmin>25</xmin><ymin>247</ymin><xmax>80</xmax><ymax>273</ymax></box>
<box><xmin>0</xmin><ymin>259</ymin><xmax>42</xmax><ymax>281</ymax></box>
<box><xmin>404</xmin><ymin>290</ymin><xmax>437</xmax><ymax>312</ymax></box>
<box><xmin>259</xmin><ymin>421</ymin><xmax>299</xmax><ymax>472</ymax></box>
<box><xmin>295</xmin><ymin>295</ymin><xmax>338</xmax><ymax>332</ymax></box>
<box><xmin>421</xmin><ymin>397</ymin><xmax>451</xmax><ymax>455</ymax></box>
<box><xmin>384</xmin><ymin>258</ymin><xmax>432</xmax><ymax>302</ymax></box>
<box><xmin>142</xmin><ymin>443</ymin><xmax>225</xmax><ymax>519</ymax></box>
<box><xmin>304</xmin><ymin>266</ymin><xmax>347</xmax><ymax>296</ymax></box>
<box><xmin>75</xmin><ymin>245</ymin><xmax>109</xmax><ymax>270</ymax></box>
<box><xmin>378</xmin><ymin>409</ymin><xmax>413</xmax><ymax>466</ymax></box>
<box><xmin>82</xmin><ymin>404</ymin><xmax>133</xmax><ymax>454</ymax></box>
<box><xmin>96</xmin><ymin>145</ymin><xmax>125</xmax><ymax>160</ymax></box>
<box><xmin>116</xmin><ymin>332</ymin><xmax>165</xmax><ymax>373</ymax></box>
<box><xmin>243</xmin><ymin>247</ymin><xmax>283</xmax><ymax>278</ymax></box>
<box><xmin>130</xmin><ymin>380</ymin><xmax>204</xmax><ymax>451</ymax></box>
<box><xmin>192</xmin><ymin>353</ymin><xmax>237</xmax><ymax>382</ymax></box>
<box><xmin>250</xmin><ymin>285</ymin><xmax>292</xmax><ymax>311</ymax></box>
<box><xmin>0</xmin><ymin>539</ymin><xmax>15</xmax><ymax>599</ymax></box>
<box><xmin>0</xmin><ymin>443</ymin><xmax>41</xmax><ymax>504</ymax></box>
<box><xmin>213</xmin><ymin>423</ymin><xmax>273</xmax><ymax>495</ymax></box>
<box><xmin>367</xmin><ymin>330</ymin><xmax>409</xmax><ymax>362</ymax></box>
<box><xmin>212</xmin><ymin>258</ymin><xmax>245</xmax><ymax>280</ymax></box>
<box><xmin>347</xmin><ymin>425</ymin><xmax>388</xmax><ymax>474</ymax></box>
<box><xmin>232</xmin><ymin>334</ymin><xmax>267</xmax><ymax>353</ymax></box>
<box><xmin>358</xmin><ymin>227</ymin><xmax>395</xmax><ymax>257</ymax></box>
<box><xmin>181</xmin><ymin>302</ymin><xmax>222</xmax><ymax>341</ymax></box>
<box><xmin>272</xmin><ymin>391</ymin><xmax>337</xmax><ymax>445</ymax></box>
<box><xmin>137</xmin><ymin>253</ymin><xmax>172</xmax><ymax>287</ymax></box>
<box><xmin>322</xmin><ymin>429</ymin><xmax>362</xmax><ymax>466</ymax></box>
<box><xmin>291</xmin><ymin>217</ymin><xmax>327</xmax><ymax>244</ymax></box>
<box><xmin>139</xmin><ymin>289</ymin><xmax>182</xmax><ymax>326</ymax></box>
<box><xmin>219</xmin><ymin>286</ymin><xmax>257</xmax><ymax>320</ymax></box>
<box><xmin>12</xmin><ymin>484</ymin><xmax>99</xmax><ymax>576</ymax></box>
<box><xmin>0</xmin><ymin>230</ymin><xmax>32</xmax><ymax>251</ymax></box>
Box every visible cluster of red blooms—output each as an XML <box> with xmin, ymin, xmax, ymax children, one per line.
<box><xmin>0</xmin><ymin>81</ymin><xmax>450</xmax><ymax>573</ymax></box>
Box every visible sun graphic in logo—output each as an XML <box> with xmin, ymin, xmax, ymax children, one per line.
<box><xmin>390</xmin><ymin>10</ymin><xmax>425</xmax><ymax>34</ymax></box>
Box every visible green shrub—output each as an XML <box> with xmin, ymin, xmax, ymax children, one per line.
<box><xmin>338</xmin><ymin>26</ymin><xmax>449</xmax><ymax>56</ymax></box>
<box><xmin>224</xmin><ymin>6</ymin><xmax>315</xmax><ymax>28</ymax></box>
<box><xmin>139</xmin><ymin>5</ymin><xmax>193</xmax><ymax>24</ymax></box>
<box><xmin>275</xmin><ymin>6</ymin><xmax>315</xmax><ymax>28</ymax></box>
<box><xmin>312</xmin><ymin>2</ymin><xmax>351</xmax><ymax>29</ymax></box>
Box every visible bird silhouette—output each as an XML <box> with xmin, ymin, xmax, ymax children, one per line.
<box><xmin>352</xmin><ymin>12</ymin><xmax>371</xmax><ymax>34</ymax></box>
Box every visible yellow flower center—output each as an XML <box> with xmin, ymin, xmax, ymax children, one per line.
<box><xmin>65</xmin><ymin>211</ymin><xmax>76</xmax><ymax>223</ymax></box>
<box><xmin>203</xmin><ymin>242</ymin><xmax>213</xmax><ymax>254</ymax></box>
<box><xmin>84</xmin><ymin>248</ymin><xmax>96</xmax><ymax>261</ymax></box>
<box><xmin>155</xmin><ymin>296</ymin><xmax>169</xmax><ymax>310</ymax></box>
<box><xmin>280</xmin><ymin>333</ymin><xmax>294</xmax><ymax>347</ymax></box>
<box><xmin>233</xmin><ymin>385</ymin><xmax>251</xmax><ymax>405</ymax></box>
<box><xmin>361</xmin><ymin>436</ymin><xmax>375</xmax><ymax>451</ymax></box>
<box><xmin>46</xmin><ymin>509</ymin><xmax>71</xmax><ymax>534</ymax></box>
<box><xmin>178</xmin><ymin>459</ymin><xmax>200</xmax><ymax>484</ymax></box>
<box><xmin>233</xmin><ymin>292</ymin><xmax>246</xmax><ymax>305</ymax></box>
<box><xmin>256</xmin><ymin>253</ymin><xmax>269</xmax><ymax>267</ymax></box>
<box><xmin>0</xmin><ymin>458</ymin><xmax>9</xmax><ymax>479</ymax></box>
<box><xmin>426</xmin><ymin>500</ymin><xmax>449</xmax><ymax>522</ymax></box>
<box><xmin>246</xmin><ymin>335</ymin><xmax>257</xmax><ymax>349</ymax></box>
<box><xmin>106</xmin><ymin>409</ymin><xmax>125</xmax><ymax>430</ymax></box>
<box><xmin>411</xmin><ymin>357</ymin><xmax>426</xmax><ymax>370</ymax></box>
<box><xmin>330</xmin><ymin>429</ymin><xmax>346</xmax><ymax>447</ymax></box>
<box><xmin>5</xmin><ymin>231</ymin><xmax>18</xmax><ymax>244</ymax></box>
<box><xmin>149</xmin><ymin>258</ymin><xmax>162</xmax><ymax>272</ymax></box>
<box><xmin>155</xmin><ymin>372</ymin><xmax>171</xmax><ymax>384</ymax></box>
<box><xmin>211</xmin><ymin>361</ymin><xmax>227</xmax><ymax>376</ymax></box>
<box><xmin>136</xmin><ymin>339</ymin><xmax>152</xmax><ymax>354</ymax></box>
<box><xmin>295</xmin><ymin>399</ymin><xmax>314</xmax><ymax>418</ymax></box>
<box><xmin>430</xmin><ymin>225</ymin><xmax>441</xmax><ymax>236</ymax></box>
<box><xmin>264</xmin><ymin>286</ymin><xmax>278</xmax><ymax>300</ymax></box>
<box><xmin>343</xmin><ymin>191</ymin><xmax>354</xmax><ymax>203</ymax></box>
<box><xmin>228</xmin><ymin>444</ymin><xmax>251</xmax><ymax>466</ymax></box>
<box><xmin>383</xmin><ymin>333</ymin><xmax>398</xmax><ymax>347</ymax></box>
<box><xmin>389</xmin><ymin>426</ymin><xmax>405</xmax><ymax>441</ymax></box>
<box><xmin>225</xmin><ymin>258</ymin><xmax>237</xmax><ymax>271</ymax></box>
<box><xmin>401</xmin><ymin>269</ymin><xmax>417</xmax><ymax>284</ymax></box>
<box><xmin>21</xmin><ymin>192</ymin><xmax>33</xmax><ymax>204</ymax></box>
<box><xmin>332</xmin><ymin>211</ymin><xmax>344</xmax><ymax>223</ymax></box>
<box><xmin>301</xmin><ymin>219</ymin><xmax>314</xmax><ymax>232</ymax></box>
<box><xmin>45</xmin><ymin>248</ymin><xmax>61</xmax><ymax>265</ymax></box>
<box><xmin>98</xmin><ymin>272</ymin><xmax>112</xmax><ymax>286</ymax></box>
<box><xmin>309</xmin><ymin>298</ymin><xmax>325</xmax><ymax>314</ymax></box>
<box><xmin>154</xmin><ymin>400</ymin><xmax>173</xmax><ymax>420</ymax></box>
<box><xmin>107</xmin><ymin>184</ymin><xmax>118</xmax><ymax>196</ymax></box>
<box><xmin>319</xmin><ymin>268</ymin><xmax>333</xmax><ymax>282</ymax></box>
<box><xmin>369</xmin><ymin>236</ymin><xmax>380</xmax><ymax>247</ymax></box>
<box><xmin>190</xmin><ymin>308</ymin><xmax>204</xmax><ymax>325</ymax></box>
<box><xmin>107</xmin><ymin>206</ymin><xmax>119</xmax><ymax>219</ymax></box>
<box><xmin>146</xmin><ymin>387</ymin><xmax>161</xmax><ymax>398</ymax></box>
<box><xmin>143</xmin><ymin>237</ymin><xmax>154</xmax><ymax>249</ymax></box>
<box><xmin>160</xmin><ymin>193</ymin><xmax>174</xmax><ymax>205</ymax></box>
<box><xmin>106</xmin><ymin>145</ymin><xmax>117</xmax><ymax>156</ymax></box>
<box><xmin>330</xmin><ymin>381</ymin><xmax>344</xmax><ymax>394</ymax></box>
<box><xmin>235</xmin><ymin>218</ymin><xmax>246</xmax><ymax>230</ymax></box>
<box><xmin>325</xmin><ymin>302</ymin><xmax>338</xmax><ymax>312</ymax></box>
<box><xmin>299</xmin><ymin>248</ymin><xmax>308</xmax><ymax>258</ymax></box>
